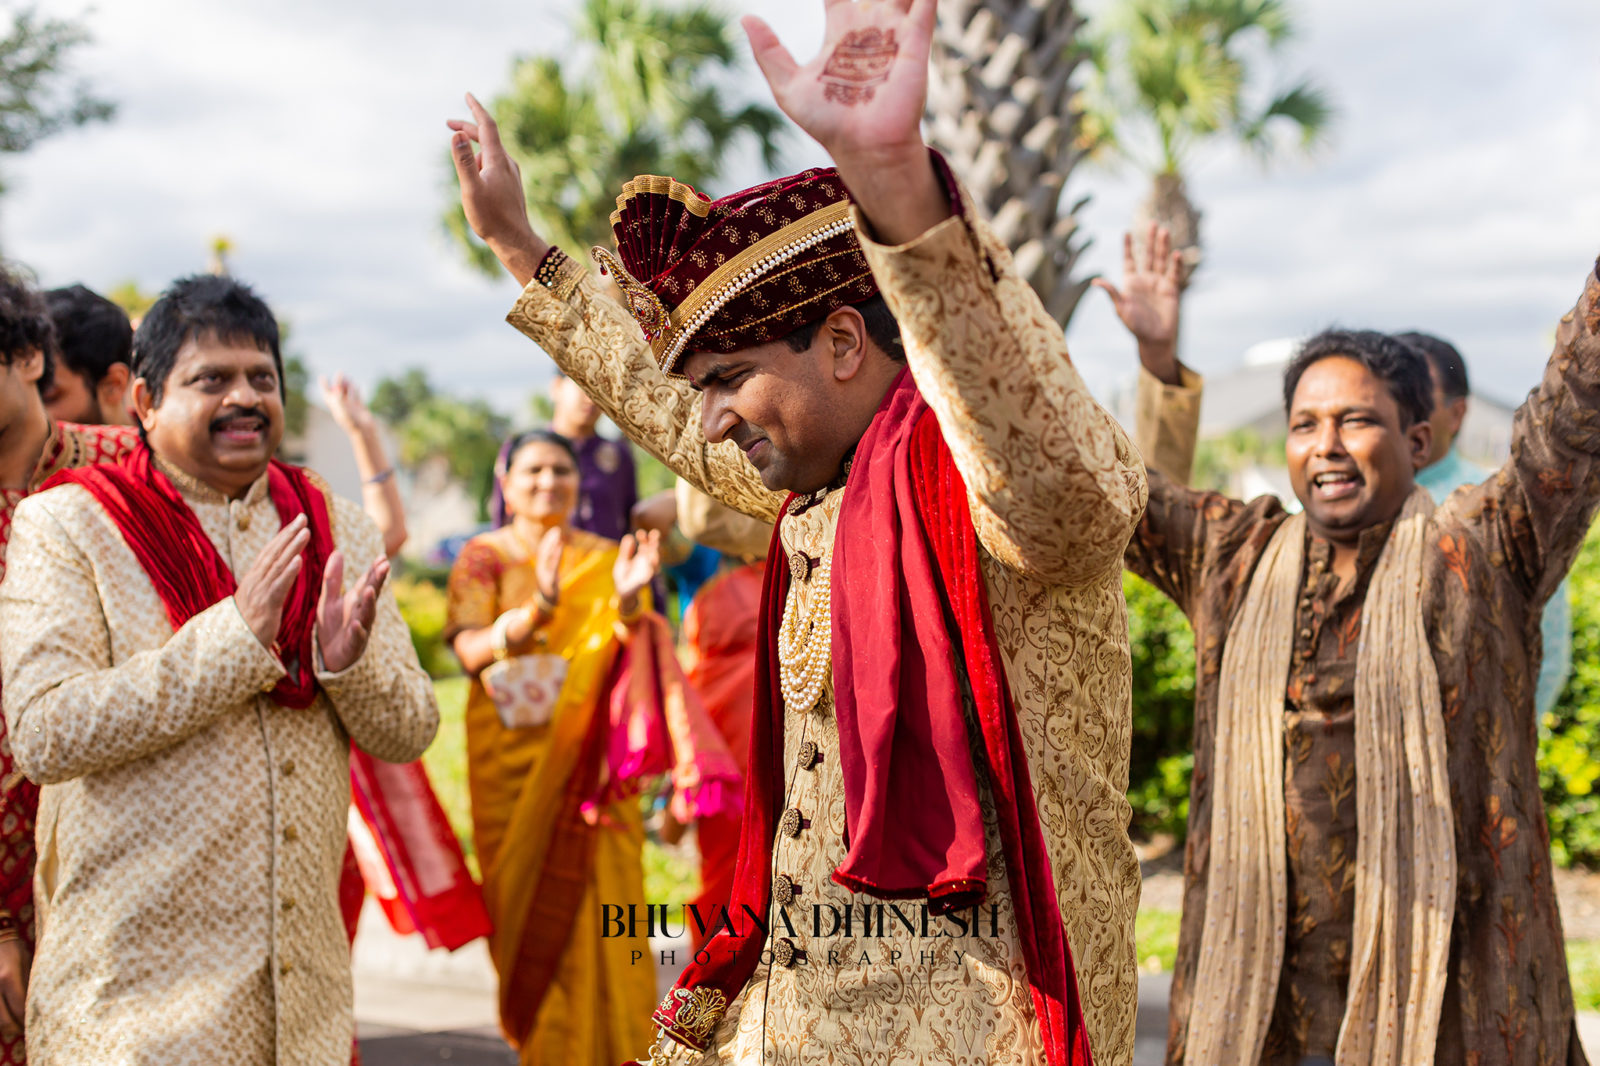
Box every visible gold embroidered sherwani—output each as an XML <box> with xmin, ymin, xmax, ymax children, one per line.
<box><xmin>507</xmin><ymin>187</ymin><xmax>1146</xmax><ymax>1066</ymax></box>
<box><xmin>0</xmin><ymin>469</ymin><xmax>439</xmax><ymax>1066</ymax></box>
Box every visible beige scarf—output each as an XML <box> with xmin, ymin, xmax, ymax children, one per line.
<box><xmin>1185</xmin><ymin>488</ymin><xmax>1455</xmax><ymax>1066</ymax></box>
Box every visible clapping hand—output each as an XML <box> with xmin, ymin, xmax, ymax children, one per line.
<box><xmin>236</xmin><ymin>515</ymin><xmax>310</xmax><ymax>650</ymax></box>
<box><xmin>316</xmin><ymin>549</ymin><xmax>390</xmax><ymax>675</ymax></box>
<box><xmin>613</xmin><ymin>530</ymin><xmax>662</xmax><ymax>619</ymax></box>
<box><xmin>744</xmin><ymin>0</ymin><xmax>946</xmax><ymax>245</ymax></box>
<box><xmin>1093</xmin><ymin>223</ymin><xmax>1184</xmax><ymax>384</ymax></box>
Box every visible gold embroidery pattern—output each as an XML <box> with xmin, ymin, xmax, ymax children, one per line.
<box><xmin>661</xmin><ymin>985</ymin><xmax>728</xmax><ymax>1047</ymax></box>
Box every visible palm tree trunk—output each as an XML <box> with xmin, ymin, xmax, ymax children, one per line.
<box><xmin>926</xmin><ymin>0</ymin><xmax>1091</xmax><ymax>329</ymax></box>
<box><xmin>1135</xmin><ymin>172</ymin><xmax>1203</xmax><ymax>290</ymax></box>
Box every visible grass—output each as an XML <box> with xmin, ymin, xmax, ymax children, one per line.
<box><xmin>419</xmin><ymin>677</ymin><xmax>477</xmax><ymax>874</ymax></box>
<box><xmin>1569</xmin><ymin>940</ymin><xmax>1600</xmax><ymax>1011</ymax></box>
<box><xmin>1136</xmin><ymin>908</ymin><xmax>1181</xmax><ymax>974</ymax></box>
<box><xmin>419</xmin><ymin>677</ymin><xmax>701</xmax><ymax>900</ymax></box>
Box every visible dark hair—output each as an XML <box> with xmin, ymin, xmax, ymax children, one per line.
<box><xmin>490</xmin><ymin>428</ymin><xmax>580</xmax><ymax>528</ymax></box>
<box><xmin>45</xmin><ymin>285</ymin><xmax>133</xmax><ymax>386</ymax></box>
<box><xmin>1395</xmin><ymin>330</ymin><xmax>1469</xmax><ymax>400</ymax></box>
<box><xmin>133</xmin><ymin>274</ymin><xmax>281</xmax><ymax>406</ymax></box>
<box><xmin>1282</xmin><ymin>328</ymin><xmax>1433</xmax><ymax>428</ymax></box>
<box><xmin>781</xmin><ymin>294</ymin><xmax>905</xmax><ymax>362</ymax></box>
<box><xmin>0</xmin><ymin>266</ymin><xmax>56</xmax><ymax>392</ymax></box>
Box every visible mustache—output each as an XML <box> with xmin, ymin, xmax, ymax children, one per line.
<box><xmin>209</xmin><ymin>406</ymin><xmax>271</xmax><ymax>432</ymax></box>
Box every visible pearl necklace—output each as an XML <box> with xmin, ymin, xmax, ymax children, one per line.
<box><xmin>777</xmin><ymin>549</ymin><xmax>833</xmax><ymax>714</ymax></box>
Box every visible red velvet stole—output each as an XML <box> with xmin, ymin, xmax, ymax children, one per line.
<box><xmin>652</xmin><ymin>371</ymin><xmax>1093</xmax><ymax>1066</ymax></box>
<box><xmin>46</xmin><ymin>441</ymin><xmax>332</xmax><ymax>707</ymax></box>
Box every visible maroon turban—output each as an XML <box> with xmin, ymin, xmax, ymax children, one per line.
<box><xmin>590</xmin><ymin>169</ymin><xmax>879</xmax><ymax>377</ymax></box>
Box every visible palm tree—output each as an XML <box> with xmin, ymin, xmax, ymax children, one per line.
<box><xmin>1079</xmin><ymin>0</ymin><xmax>1332</xmax><ymax>287</ymax></box>
<box><xmin>926</xmin><ymin>0</ymin><xmax>1094</xmax><ymax>328</ymax></box>
<box><xmin>445</xmin><ymin>0</ymin><xmax>784</xmax><ymax>274</ymax></box>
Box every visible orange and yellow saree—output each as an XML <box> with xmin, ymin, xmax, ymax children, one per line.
<box><xmin>445</xmin><ymin>527</ymin><xmax>656</xmax><ymax>1064</ymax></box>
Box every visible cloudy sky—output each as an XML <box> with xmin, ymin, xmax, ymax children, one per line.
<box><xmin>6</xmin><ymin>0</ymin><xmax>1599</xmax><ymax>415</ymax></box>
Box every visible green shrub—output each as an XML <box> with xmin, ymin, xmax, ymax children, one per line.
<box><xmin>393</xmin><ymin>574</ymin><xmax>460</xmax><ymax>679</ymax></box>
<box><xmin>1541</xmin><ymin>521</ymin><xmax>1600</xmax><ymax>867</ymax></box>
<box><xmin>1125</xmin><ymin>571</ymin><xmax>1196</xmax><ymax>839</ymax></box>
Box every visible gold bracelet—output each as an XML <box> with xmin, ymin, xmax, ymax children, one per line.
<box><xmin>534</xmin><ymin>247</ymin><xmax>585</xmax><ymax>302</ymax></box>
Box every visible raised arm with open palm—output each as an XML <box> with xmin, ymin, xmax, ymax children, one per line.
<box><xmin>743</xmin><ymin>0</ymin><xmax>947</xmax><ymax>246</ymax></box>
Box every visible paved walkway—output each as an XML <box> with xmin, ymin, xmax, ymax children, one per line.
<box><xmin>350</xmin><ymin>900</ymin><xmax>1598</xmax><ymax>1064</ymax></box>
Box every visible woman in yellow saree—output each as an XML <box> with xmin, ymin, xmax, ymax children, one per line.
<box><xmin>445</xmin><ymin>430</ymin><xmax>660</xmax><ymax>1064</ymax></box>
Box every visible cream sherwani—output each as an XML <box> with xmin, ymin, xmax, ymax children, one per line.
<box><xmin>0</xmin><ymin>467</ymin><xmax>439</xmax><ymax>1065</ymax></box>
<box><xmin>507</xmin><ymin>185</ymin><xmax>1146</xmax><ymax>1066</ymax></box>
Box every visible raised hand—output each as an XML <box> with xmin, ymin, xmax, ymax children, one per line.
<box><xmin>316</xmin><ymin>549</ymin><xmax>390</xmax><ymax>675</ymax></box>
<box><xmin>318</xmin><ymin>374</ymin><xmax>374</xmax><ymax>438</ymax></box>
<box><xmin>744</xmin><ymin>0</ymin><xmax>946</xmax><ymax>245</ymax></box>
<box><xmin>1092</xmin><ymin>223</ymin><xmax>1184</xmax><ymax>384</ymax></box>
<box><xmin>235</xmin><ymin>515</ymin><xmax>310</xmax><ymax>649</ymax></box>
<box><xmin>447</xmin><ymin>93</ymin><xmax>548</xmax><ymax>285</ymax></box>
<box><xmin>613</xmin><ymin>530</ymin><xmax>662</xmax><ymax>617</ymax></box>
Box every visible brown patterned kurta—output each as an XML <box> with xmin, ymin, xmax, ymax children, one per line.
<box><xmin>1127</xmin><ymin>261</ymin><xmax>1600</xmax><ymax>1066</ymax></box>
<box><xmin>506</xmin><ymin>182</ymin><xmax>1147</xmax><ymax>1065</ymax></box>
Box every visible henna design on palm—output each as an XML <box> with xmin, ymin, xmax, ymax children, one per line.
<box><xmin>818</xmin><ymin>28</ymin><xmax>898</xmax><ymax>105</ymax></box>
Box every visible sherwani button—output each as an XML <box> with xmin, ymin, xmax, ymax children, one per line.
<box><xmin>779</xmin><ymin>807</ymin><xmax>808</xmax><ymax>838</ymax></box>
<box><xmin>773</xmin><ymin>937</ymin><xmax>805</xmax><ymax>968</ymax></box>
<box><xmin>282</xmin><ymin>826</ymin><xmax>298</xmax><ymax>843</ymax></box>
<box><xmin>799</xmin><ymin>741</ymin><xmax>821</xmax><ymax>770</ymax></box>
<box><xmin>281</xmin><ymin>760</ymin><xmax>296</xmax><ymax>776</ymax></box>
<box><xmin>279</xmin><ymin>960</ymin><xmax>293</xmax><ymax>976</ymax></box>
<box><xmin>773</xmin><ymin>874</ymin><xmax>800</xmax><ymax>905</ymax></box>
<box><xmin>789</xmin><ymin>550</ymin><xmax>814</xmax><ymax>583</ymax></box>
<box><xmin>281</xmin><ymin>897</ymin><xmax>295</xmax><ymax>912</ymax></box>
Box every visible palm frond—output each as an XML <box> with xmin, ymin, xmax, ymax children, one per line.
<box><xmin>1236</xmin><ymin>80</ymin><xmax>1334</xmax><ymax>159</ymax></box>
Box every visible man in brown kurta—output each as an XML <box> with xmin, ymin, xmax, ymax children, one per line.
<box><xmin>1103</xmin><ymin>232</ymin><xmax>1599</xmax><ymax>1064</ymax></box>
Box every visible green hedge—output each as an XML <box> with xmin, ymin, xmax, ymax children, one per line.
<box><xmin>1541</xmin><ymin>520</ymin><xmax>1600</xmax><ymax>867</ymax></box>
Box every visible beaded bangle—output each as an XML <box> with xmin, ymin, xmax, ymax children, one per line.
<box><xmin>363</xmin><ymin>468</ymin><xmax>394</xmax><ymax>486</ymax></box>
<box><xmin>534</xmin><ymin>247</ymin><xmax>585</xmax><ymax>302</ymax></box>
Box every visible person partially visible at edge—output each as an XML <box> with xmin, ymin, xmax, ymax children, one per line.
<box><xmin>41</xmin><ymin>284</ymin><xmax>134</xmax><ymax>426</ymax></box>
<box><xmin>544</xmin><ymin>370</ymin><xmax>638</xmax><ymax>541</ymax></box>
<box><xmin>319</xmin><ymin>373</ymin><xmax>407</xmax><ymax>559</ymax></box>
<box><xmin>1100</xmin><ymin>223</ymin><xmax>1599</xmax><ymax>1064</ymax></box>
<box><xmin>446</xmin><ymin>430</ymin><xmax>737</xmax><ymax>1065</ymax></box>
<box><xmin>1402</xmin><ymin>330</ymin><xmax>1575</xmax><ymax>717</ymax></box>
<box><xmin>449</xmin><ymin>1</ymin><xmax>1146</xmax><ymax>1062</ymax></box>
<box><xmin>0</xmin><ymin>269</ymin><xmax>135</xmax><ymax>1065</ymax></box>
<box><xmin>0</xmin><ymin>274</ymin><xmax>439</xmax><ymax>1065</ymax></box>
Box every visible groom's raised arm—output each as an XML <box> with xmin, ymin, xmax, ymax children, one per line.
<box><xmin>744</xmin><ymin>2</ymin><xmax>1145</xmax><ymax>585</ymax></box>
<box><xmin>447</xmin><ymin>96</ymin><xmax>783</xmax><ymax>524</ymax></box>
